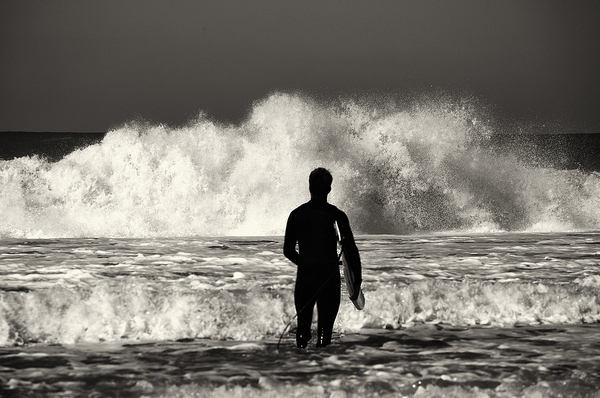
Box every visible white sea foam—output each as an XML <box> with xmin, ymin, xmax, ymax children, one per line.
<box><xmin>1</xmin><ymin>234</ymin><xmax>600</xmax><ymax>397</ymax></box>
<box><xmin>2</xmin><ymin>275</ymin><xmax>599</xmax><ymax>346</ymax></box>
<box><xmin>1</xmin><ymin>93</ymin><xmax>600</xmax><ymax>238</ymax></box>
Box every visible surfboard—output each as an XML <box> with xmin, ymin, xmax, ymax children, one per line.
<box><xmin>335</xmin><ymin>222</ymin><xmax>365</xmax><ymax>310</ymax></box>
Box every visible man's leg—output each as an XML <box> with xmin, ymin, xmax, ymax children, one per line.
<box><xmin>294</xmin><ymin>287</ymin><xmax>316</xmax><ymax>349</ymax></box>
<box><xmin>316</xmin><ymin>278</ymin><xmax>341</xmax><ymax>347</ymax></box>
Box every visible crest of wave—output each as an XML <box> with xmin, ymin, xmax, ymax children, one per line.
<box><xmin>1</xmin><ymin>92</ymin><xmax>599</xmax><ymax>238</ymax></box>
<box><xmin>331</xmin><ymin>97</ymin><xmax>600</xmax><ymax>233</ymax></box>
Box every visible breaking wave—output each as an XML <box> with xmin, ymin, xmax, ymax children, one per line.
<box><xmin>2</xmin><ymin>276</ymin><xmax>600</xmax><ymax>346</ymax></box>
<box><xmin>1</xmin><ymin>92</ymin><xmax>599</xmax><ymax>238</ymax></box>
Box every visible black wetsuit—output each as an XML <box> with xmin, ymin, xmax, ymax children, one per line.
<box><xmin>283</xmin><ymin>199</ymin><xmax>361</xmax><ymax>348</ymax></box>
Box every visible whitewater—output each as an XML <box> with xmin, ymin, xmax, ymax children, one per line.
<box><xmin>1</xmin><ymin>93</ymin><xmax>600</xmax><ymax>397</ymax></box>
<box><xmin>2</xmin><ymin>93</ymin><xmax>600</xmax><ymax>238</ymax></box>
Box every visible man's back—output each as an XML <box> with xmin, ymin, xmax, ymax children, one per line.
<box><xmin>284</xmin><ymin>201</ymin><xmax>340</xmax><ymax>270</ymax></box>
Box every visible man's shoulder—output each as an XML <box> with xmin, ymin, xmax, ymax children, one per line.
<box><xmin>326</xmin><ymin>203</ymin><xmax>345</xmax><ymax>216</ymax></box>
<box><xmin>290</xmin><ymin>202</ymin><xmax>310</xmax><ymax>213</ymax></box>
<box><xmin>331</xmin><ymin>205</ymin><xmax>350</xmax><ymax>223</ymax></box>
<box><xmin>289</xmin><ymin>202</ymin><xmax>345</xmax><ymax>217</ymax></box>
<box><xmin>288</xmin><ymin>202</ymin><xmax>310</xmax><ymax>220</ymax></box>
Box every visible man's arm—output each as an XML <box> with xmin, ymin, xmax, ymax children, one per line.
<box><xmin>283</xmin><ymin>212</ymin><xmax>300</xmax><ymax>266</ymax></box>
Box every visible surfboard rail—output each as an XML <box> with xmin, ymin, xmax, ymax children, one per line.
<box><xmin>335</xmin><ymin>222</ymin><xmax>365</xmax><ymax>310</ymax></box>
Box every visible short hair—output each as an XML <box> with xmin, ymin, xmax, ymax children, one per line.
<box><xmin>309</xmin><ymin>167</ymin><xmax>332</xmax><ymax>196</ymax></box>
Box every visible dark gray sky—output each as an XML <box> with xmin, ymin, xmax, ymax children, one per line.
<box><xmin>1</xmin><ymin>0</ymin><xmax>599</xmax><ymax>132</ymax></box>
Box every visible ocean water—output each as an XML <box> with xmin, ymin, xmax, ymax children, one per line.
<box><xmin>1</xmin><ymin>234</ymin><xmax>600</xmax><ymax>397</ymax></box>
<box><xmin>1</xmin><ymin>93</ymin><xmax>600</xmax><ymax>397</ymax></box>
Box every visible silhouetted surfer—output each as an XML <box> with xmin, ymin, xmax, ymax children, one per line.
<box><xmin>283</xmin><ymin>168</ymin><xmax>362</xmax><ymax>348</ymax></box>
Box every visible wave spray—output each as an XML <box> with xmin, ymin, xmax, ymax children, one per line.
<box><xmin>2</xmin><ymin>93</ymin><xmax>599</xmax><ymax>238</ymax></box>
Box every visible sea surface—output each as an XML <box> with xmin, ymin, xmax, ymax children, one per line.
<box><xmin>1</xmin><ymin>233</ymin><xmax>600</xmax><ymax>397</ymax></box>
<box><xmin>1</xmin><ymin>93</ymin><xmax>600</xmax><ymax>397</ymax></box>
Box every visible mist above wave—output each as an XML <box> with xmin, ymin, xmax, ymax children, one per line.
<box><xmin>1</xmin><ymin>92</ymin><xmax>599</xmax><ymax>238</ymax></box>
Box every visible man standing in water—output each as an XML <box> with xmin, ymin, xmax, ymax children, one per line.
<box><xmin>284</xmin><ymin>168</ymin><xmax>362</xmax><ymax>348</ymax></box>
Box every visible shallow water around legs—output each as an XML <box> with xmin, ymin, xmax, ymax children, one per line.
<box><xmin>2</xmin><ymin>325</ymin><xmax>600</xmax><ymax>397</ymax></box>
<box><xmin>1</xmin><ymin>232</ymin><xmax>600</xmax><ymax>397</ymax></box>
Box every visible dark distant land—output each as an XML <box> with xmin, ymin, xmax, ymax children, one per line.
<box><xmin>1</xmin><ymin>131</ymin><xmax>599</xmax><ymax>172</ymax></box>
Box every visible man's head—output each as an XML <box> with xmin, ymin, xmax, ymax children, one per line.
<box><xmin>309</xmin><ymin>168</ymin><xmax>332</xmax><ymax>198</ymax></box>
